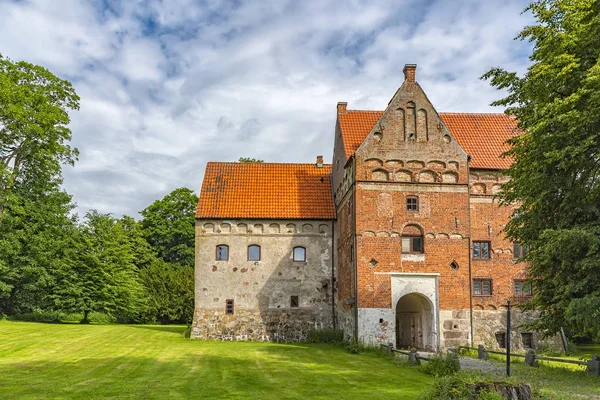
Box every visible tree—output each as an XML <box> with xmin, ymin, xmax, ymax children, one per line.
<box><xmin>238</xmin><ymin>157</ymin><xmax>263</xmax><ymax>163</ymax></box>
<box><xmin>51</xmin><ymin>211</ymin><xmax>145</xmax><ymax>323</ymax></box>
<box><xmin>0</xmin><ymin>54</ymin><xmax>79</xmax><ymax>212</ymax></box>
<box><xmin>140</xmin><ymin>188</ymin><xmax>198</xmax><ymax>267</ymax></box>
<box><xmin>483</xmin><ymin>0</ymin><xmax>600</xmax><ymax>339</ymax></box>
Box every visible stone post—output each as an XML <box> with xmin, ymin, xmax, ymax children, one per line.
<box><xmin>478</xmin><ymin>345</ymin><xmax>489</xmax><ymax>360</ymax></box>
<box><xmin>524</xmin><ymin>350</ymin><xmax>537</xmax><ymax>367</ymax></box>
<box><xmin>586</xmin><ymin>355</ymin><xmax>599</xmax><ymax>377</ymax></box>
<box><xmin>409</xmin><ymin>348</ymin><xmax>421</xmax><ymax>365</ymax></box>
<box><xmin>387</xmin><ymin>342</ymin><xmax>393</xmax><ymax>356</ymax></box>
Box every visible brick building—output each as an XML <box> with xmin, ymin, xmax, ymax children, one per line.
<box><xmin>191</xmin><ymin>64</ymin><xmax>551</xmax><ymax>351</ymax></box>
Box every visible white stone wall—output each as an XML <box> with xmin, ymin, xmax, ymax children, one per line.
<box><xmin>192</xmin><ymin>219</ymin><xmax>335</xmax><ymax>341</ymax></box>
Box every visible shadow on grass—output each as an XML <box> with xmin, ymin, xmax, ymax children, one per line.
<box><xmin>129</xmin><ymin>325</ymin><xmax>186</xmax><ymax>334</ymax></box>
<box><xmin>0</xmin><ymin>352</ymin><xmax>429</xmax><ymax>400</ymax></box>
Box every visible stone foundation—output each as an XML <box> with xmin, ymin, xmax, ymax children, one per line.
<box><xmin>191</xmin><ymin>306</ymin><xmax>333</xmax><ymax>342</ymax></box>
<box><xmin>472</xmin><ymin>309</ymin><xmax>562</xmax><ymax>351</ymax></box>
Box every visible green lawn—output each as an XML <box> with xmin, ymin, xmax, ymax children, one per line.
<box><xmin>0</xmin><ymin>322</ymin><xmax>432</xmax><ymax>399</ymax></box>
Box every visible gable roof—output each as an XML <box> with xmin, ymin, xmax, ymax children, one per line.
<box><xmin>338</xmin><ymin>110</ymin><xmax>518</xmax><ymax>169</ymax></box>
<box><xmin>197</xmin><ymin>162</ymin><xmax>335</xmax><ymax>220</ymax></box>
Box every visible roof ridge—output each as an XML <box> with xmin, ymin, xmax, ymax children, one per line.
<box><xmin>206</xmin><ymin>161</ymin><xmax>332</xmax><ymax>166</ymax></box>
<box><xmin>344</xmin><ymin>109</ymin><xmax>509</xmax><ymax>116</ymax></box>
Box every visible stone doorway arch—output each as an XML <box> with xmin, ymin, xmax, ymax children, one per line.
<box><xmin>395</xmin><ymin>292</ymin><xmax>434</xmax><ymax>350</ymax></box>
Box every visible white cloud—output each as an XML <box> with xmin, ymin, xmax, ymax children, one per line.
<box><xmin>0</xmin><ymin>0</ymin><xmax>534</xmax><ymax>217</ymax></box>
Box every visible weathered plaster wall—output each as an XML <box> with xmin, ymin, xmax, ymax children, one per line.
<box><xmin>192</xmin><ymin>219</ymin><xmax>334</xmax><ymax>341</ymax></box>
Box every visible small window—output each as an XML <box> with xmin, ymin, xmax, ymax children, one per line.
<box><xmin>514</xmin><ymin>280</ymin><xmax>532</xmax><ymax>296</ymax></box>
<box><xmin>290</xmin><ymin>296</ymin><xmax>299</xmax><ymax>308</ymax></box>
<box><xmin>402</xmin><ymin>236</ymin><xmax>423</xmax><ymax>254</ymax></box>
<box><xmin>225</xmin><ymin>299</ymin><xmax>234</xmax><ymax>315</ymax></box>
<box><xmin>216</xmin><ymin>245</ymin><xmax>229</xmax><ymax>261</ymax></box>
<box><xmin>522</xmin><ymin>333</ymin><xmax>533</xmax><ymax>348</ymax></box>
<box><xmin>293</xmin><ymin>247</ymin><xmax>306</xmax><ymax>262</ymax></box>
<box><xmin>473</xmin><ymin>241</ymin><xmax>490</xmax><ymax>259</ymax></box>
<box><xmin>402</xmin><ymin>225</ymin><xmax>424</xmax><ymax>254</ymax></box>
<box><xmin>473</xmin><ymin>279</ymin><xmax>492</xmax><ymax>296</ymax></box>
<box><xmin>513</xmin><ymin>243</ymin><xmax>529</xmax><ymax>259</ymax></box>
<box><xmin>406</xmin><ymin>196</ymin><xmax>418</xmax><ymax>211</ymax></box>
<box><xmin>495</xmin><ymin>332</ymin><xmax>506</xmax><ymax>348</ymax></box>
<box><xmin>248</xmin><ymin>245</ymin><xmax>261</xmax><ymax>261</ymax></box>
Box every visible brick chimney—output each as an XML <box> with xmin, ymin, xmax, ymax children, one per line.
<box><xmin>316</xmin><ymin>155</ymin><xmax>324</xmax><ymax>168</ymax></box>
<box><xmin>337</xmin><ymin>102</ymin><xmax>347</xmax><ymax>113</ymax></box>
<box><xmin>403</xmin><ymin>64</ymin><xmax>417</xmax><ymax>83</ymax></box>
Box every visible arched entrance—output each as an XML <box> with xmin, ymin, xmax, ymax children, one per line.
<box><xmin>395</xmin><ymin>293</ymin><xmax>434</xmax><ymax>350</ymax></box>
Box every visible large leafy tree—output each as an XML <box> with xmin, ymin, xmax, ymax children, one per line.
<box><xmin>483</xmin><ymin>0</ymin><xmax>600</xmax><ymax>339</ymax></box>
<box><xmin>0</xmin><ymin>54</ymin><xmax>79</xmax><ymax>211</ymax></box>
<box><xmin>140</xmin><ymin>187</ymin><xmax>198</xmax><ymax>267</ymax></box>
<box><xmin>0</xmin><ymin>54</ymin><xmax>80</xmax><ymax>315</ymax></box>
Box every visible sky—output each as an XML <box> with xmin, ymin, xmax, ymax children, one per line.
<box><xmin>0</xmin><ymin>0</ymin><xmax>534</xmax><ymax>218</ymax></box>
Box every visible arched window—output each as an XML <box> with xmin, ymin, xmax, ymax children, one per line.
<box><xmin>248</xmin><ymin>245</ymin><xmax>261</xmax><ymax>261</ymax></box>
<box><xmin>293</xmin><ymin>246</ymin><xmax>306</xmax><ymax>262</ymax></box>
<box><xmin>216</xmin><ymin>244</ymin><xmax>229</xmax><ymax>261</ymax></box>
<box><xmin>402</xmin><ymin>225</ymin><xmax>424</xmax><ymax>254</ymax></box>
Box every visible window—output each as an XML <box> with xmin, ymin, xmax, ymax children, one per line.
<box><xmin>513</xmin><ymin>243</ymin><xmax>529</xmax><ymax>259</ymax></box>
<box><xmin>522</xmin><ymin>333</ymin><xmax>533</xmax><ymax>348</ymax></box>
<box><xmin>248</xmin><ymin>245</ymin><xmax>261</xmax><ymax>261</ymax></box>
<box><xmin>473</xmin><ymin>279</ymin><xmax>492</xmax><ymax>296</ymax></box>
<box><xmin>473</xmin><ymin>241</ymin><xmax>490</xmax><ymax>259</ymax></box>
<box><xmin>514</xmin><ymin>280</ymin><xmax>532</xmax><ymax>296</ymax></box>
<box><xmin>293</xmin><ymin>246</ymin><xmax>306</xmax><ymax>262</ymax></box>
<box><xmin>495</xmin><ymin>332</ymin><xmax>506</xmax><ymax>348</ymax></box>
<box><xmin>216</xmin><ymin>245</ymin><xmax>229</xmax><ymax>261</ymax></box>
<box><xmin>402</xmin><ymin>225</ymin><xmax>424</xmax><ymax>254</ymax></box>
<box><xmin>406</xmin><ymin>196</ymin><xmax>418</xmax><ymax>211</ymax></box>
<box><xmin>225</xmin><ymin>299</ymin><xmax>234</xmax><ymax>315</ymax></box>
<box><xmin>290</xmin><ymin>296</ymin><xmax>299</xmax><ymax>308</ymax></box>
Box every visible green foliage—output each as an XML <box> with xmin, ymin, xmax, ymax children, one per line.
<box><xmin>0</xmin><ymin>54</ymin><xmax>79</xmax><ymax>206</ymax></box>
<box><xmin>306</xmin><ymin>328</ymin><xmax>344</xmax><ymax>343</ymax></box>
<box><xmin>139</xmin><ymin>259</ymin><xmax>194</xmax><ymax>324</ymax></box>
<box><xmin>140</xmin><ymin>187</ymin><xmax>198</xmax><ymax>267</ymax></box>
<box><xmin>183</xmin><ymin>324</ymin><xmax>192</xmax><ymax>339</ymax></box>
<box><xmin>482</xmin><ymin>0</ymin><xmax>600</xmax><ymax>340</ymax></box>
<box><xmin>420</xmin><ymin>352</ymin><xmax>461</xmax><ymax>377</ymax></box>
<box><xmin>50</xmin><ymin>211</ymin><xmax>146</xmax><ymax>323</ymax></box>
<box><xmin>238</xmin><ymin>157</ymin><xmax>263</xmax><ymax>163</ymax></box>
<box><xmin>8</xmin><ymin>311</ymin><xmax>115</xmax><ymax>324</ymax></box>
<box><xmin>345</xmin><ymin>337</ymin><xmax>361</xmax><ymax>354</ymax></box>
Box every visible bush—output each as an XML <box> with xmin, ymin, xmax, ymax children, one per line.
<box><xmin>183</xmin><ymin>325</ymin><xmax>192</xmax><ymax>339</ymax></box>
<box><xmin>421</xmin><ymin>352</ymin><xmax>461</xmax><ymax>377</ymax></box>
<box><xmin>8</xmin><ymin>311</ymin><xmax>116</xmax><ymax>324</ymax></box>
<box><xmin>306</xmin><ymin>329</ymin><xmax>343</xmax><ymax>343</ymax></box>
<box><xmin>419</xmin><ymin>372</ymin><xmax>517</xmax><ymax>400</ymax></box>
<box><xmin>345</xmin><ymin>337</ymin><xmax>361</xmax><ymax>354</ymax></box>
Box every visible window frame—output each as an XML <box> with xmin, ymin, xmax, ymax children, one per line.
<box><xmin>406</xmin><ymin>196</ymin><xmax>419</xmax><ymax>212</ymax></box>
<box><xmin>514</xmin><ymin>280</ymin><xmax>533</xmax><ymax>297</ymax></box>
<box><xmin>247</xmin><ymin>244</ymin><xmax>261</xmax><ymax>261</ymax></box>
<box><xmin>513</xmin><ymin>243</ymin><xmax>530</xmax><ymax>259</ymax></box>
<box><xmin>473</xmin><ymin>241</ymin><xmax>491</xmax><ymax>260</ymax></box>
<box><xmin>402</xmin><ymin>235</ymin><xmax>424</xmax><ymax>254</ymax></box>
<box><xmin>521</xmin><ymin>332</ymin><xmax>533</xmax><ymax>349</ymax></box>
<box><xmin>293</xmin><ymin>246</ymin><xmax>306</xmax><ymax>262</ymax></box>
<box><xmin>473</xmin><ymin>279</ymin><xmax>492</xmax><ymax>296</ymax></box>
<box><xmin>225</xmin><ymin>299</ymin><xmax>234</xmax><ymax>315</ymax></box>
<box><xmin>216</xmin><ymin>244</ymin><xmax>229</xmax><ymax>261</ymax></box>
<box><xmin>290</xmin><ymin>296</ymin><xmax>299</xmax><ymax>308</ymax></box>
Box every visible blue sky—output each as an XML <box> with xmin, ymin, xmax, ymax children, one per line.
<box><xmin>0</xmin><ymin>0</ymin><xmax>533</xmax><ymax>217</ymax></box>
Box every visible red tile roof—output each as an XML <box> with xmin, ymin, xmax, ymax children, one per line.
<box><xmin>338</xmin><ymin>110</ymin><xmax>519</xmax><ymax>169</ymax></box>
<box><xmin>197</xmin><ymin>162</ymin><xmax>335</xmax><ymax>220</ymax></box>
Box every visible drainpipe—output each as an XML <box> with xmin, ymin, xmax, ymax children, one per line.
<box><xmin>467</xmin><ymin>156</ymin><xmax>474</xmax><ymax>347</ymax></box>
<box><xmin>331</xmin><ymin>217</ymin><xmax>337</xmax><ymax>331</ymax></box>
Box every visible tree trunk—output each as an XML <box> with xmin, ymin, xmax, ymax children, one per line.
<box><xmin>80</xmin><ymin>310</ymin><xmax>90</xmax><ymax>324</ymax></box>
